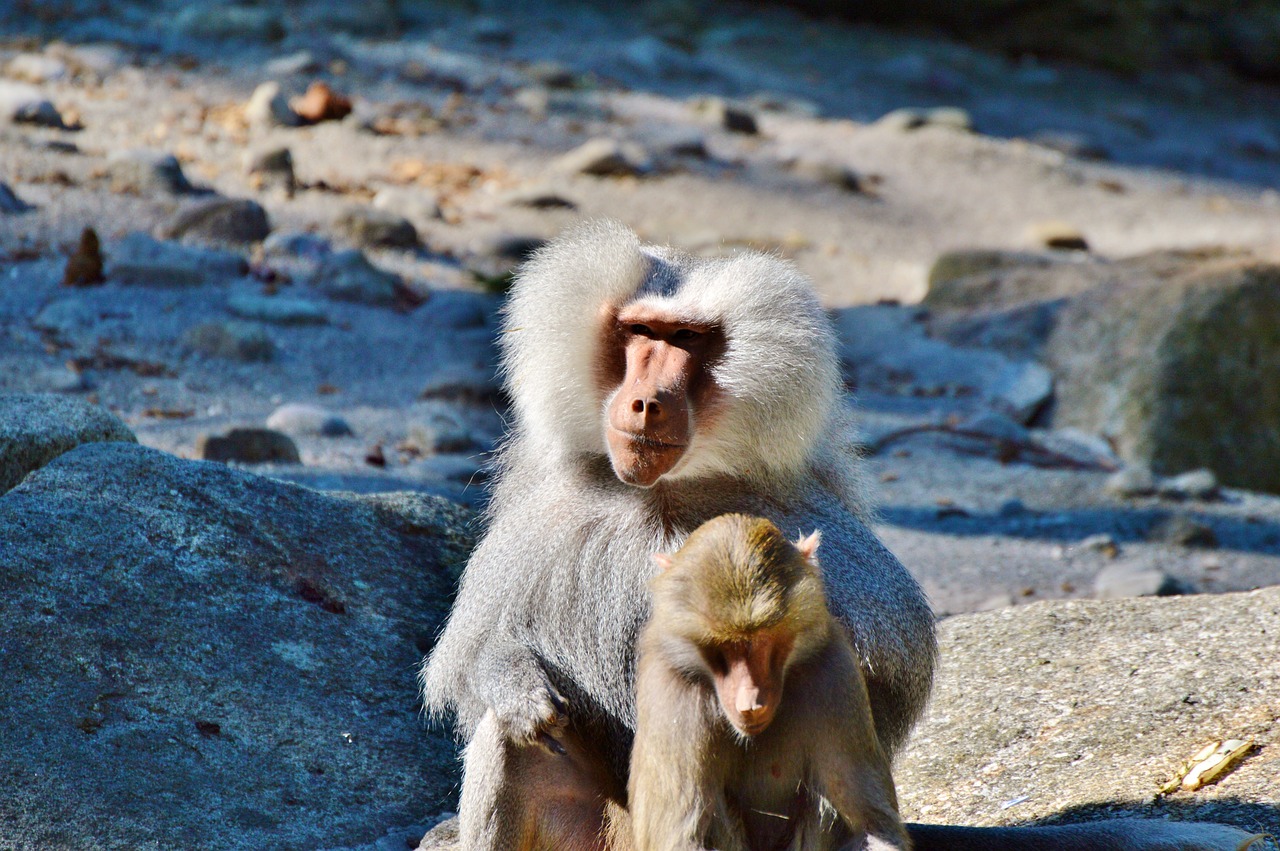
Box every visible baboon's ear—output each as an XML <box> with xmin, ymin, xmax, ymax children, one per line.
<box><xmin>795</xmin><ymin>530</ymin><xmax>821</xmax><ymax>561</ymax></box>
<box><xmin>651</xmin><ymin>552</ymin><xmax>675</xmax><ymax>571</ymax></box>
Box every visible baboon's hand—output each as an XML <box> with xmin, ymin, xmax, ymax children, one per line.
<box><xmin>475</xmin><ymin>642</ymin><xmax>569</xmax><ymax>750</ymax></box>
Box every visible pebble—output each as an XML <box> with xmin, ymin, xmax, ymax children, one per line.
<box><xmin>0</xmin><ymin>80</ymin><xmax>66</xmax><ymax>127</ymax></box>
<box><xmin>788</xmin><ymin>158</ymin><xmax>864</xmax><ymax>192</ymax></box>
<box><xmin>1028</xmin><ymin>131</ymin><xmax>1110</xmax><ymax>161</ymax></box>
<box><xmin>1027</xmin><ymin>221</ymin><xmax>1089</xmax><ymax>251</ymax></box>
<box><xmin>106</xmin><ymin>150</ymin><xmax>196</xmax><ymax>195</ymax></box>
<box><xmin>196</xmin><ymin>428</ymin><xmax>300</xmax><ymax>464</ymax></box>
<box><xmin>63</xmin><ymin>228</ymin><xmax>105</xmax><ymax>287</ymax></box>
<box><xmin>334</xmin><ymin>207</ymin><xmax>418</xmax><ymax>249</ymax></box>
<box><xmin>525</xmin><ymin>60</ymin><xmax>575</xmax><ymax>88</ymax></box>
<box><xmin>32</xmin><ymin>298</ymin><xmax>102</xmax><ymax>335</ymax></box>
<box><xmin>315</xmin><ymin>250</ymin><xmax>401</xmax><ymax>306</ymax></box>
<box><xmin>1077</xmin><ymin>533</ymin><xmax>1120</xmax><ymax>558</ymax></box>
<box><xmin>266</xmin><ymin>403</ymin><xmax>352</xmax><ymax>437</ymax></box>
<box><xmin>420</xmin><ymin>366</ymin><xmax>501</xmax><ymax>404</ymax></box>
<box><xmin>244</xmin><ymin>82</ymin><xmax>300</xmax><ymax>128</ymax></box>
<box><xmin>371</xmin><ymin>187</ymin><xmax>442</xmax><ymax>225</ymax></box>
<box><xmin>174</xmin><ymin>5</ymin><xmax>285</xmax><ymax>42</ymax></box>
<box><xmin>0</xmin><ymin>183</ymin><xmax>32</xmax><ymax>214</ymax></box>
<box><xmin>694</xmin><ymin>97</ymin><xmax>758</xmax><ymax>134</ymax></box>
<box><xmin>166</xmin><ymin>198</ymin><xmax>271</xmax><ymax>244</ymax></box>
<box><xmin>498</xmin><ymin>184</ymin><xmax>578</xmax><ymax>210</ymax></box>
<box><xmin>244</xmin><ymin>146</ymin><xmax>296</xmax><ymax>196</ymax></box>
<box><xmin>1158</xmin><ymin>469</ymin><xmax>1219</xmax><ymax>501</ymax></box>
<box><xmin>554</xmin><ymin>138</ymin><xmax>649</xmax><ymax>177</ymax></box>
<box><xmin>874</xmin><ymin>106</ymin><xmax>972</xmax><ymax>133</ymax></box>
<box><xmin>182</xmin><ymin>321</ymin><xmax>276</xmax><ymax>362</ymax></box>
<box><xmin>110</xmin><ymin>232</ymin><xmax>248</xmax><ymax>286</ymax></box>
<box><xmin>1104</xmin><ymin>464</ymin><xmax>1157</xmax><ymax>498</ymax></box>
<box><xmin>265</xmin><ymin>51</ymin><xmax>319</xmax><ymax>77</ymax></box>
<box><xmin>6</xmin><ymin>54</ymin><xmax>69</xmax><ymax>84</ymax></box>
<box><xmin>1148</xmin><ymin>514</ymin><xmax>1218</xmax><ymax>548</ymax></box>
<box><xmin>291</xmin><ymin>81</ymin><xmax>352</xmax><ymax>124</ymax></box>
<box><xmin>227</xmin><ymin>294</ymin><xmax>327</xmax><ymax>326</ymax></box>
<box><xmin>405</xmin><ymin>418</ymin><xmax>474</xmax><ymax>454</ymax></box>
<box><xmin>1093</xmin><ymin>562</ymin><xmax>1183</xmax><ymax>599</ymax></box>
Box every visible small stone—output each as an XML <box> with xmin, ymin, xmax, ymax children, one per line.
<box><xmin>265</xmin><ymin>51</ymin><xmax>319</xmax><ymax>77</ymax></box>
<box><xmin>0</xmin><ymin>80</ymin><xmax>66</xmax><ymax>127</ymax></box>
<box><xmin>873</xmin><ymin>106</ymin><xmax>972</xmax><ymax>133</ymax></box>
<box><xmin>1105</xmin><ymin>465</ymin><xmax>1157</xmax><ymax>498</ymax></box>
<box><xmin>315</xmin><ymin>250</ymin><xmax>401</xmax><ymax>306</ymax></box>
<box><xmin>227</xmin><ymin>294</ymin><xmax>327</xmax><ymax>325</ymax></box>
<box><xmin>874</xmin><ymin>107</ymin><xmax>928</xmax><ymax>131</ymax></box>
<box><xmin>106</xmin><ymin>150</ymin><xmax>195</xmax><ymax>195</ymax></box>
<box><xmin>997</xmin><ymin>499</ymin><xmax>1028</xmax><ymax>517</ymax></box>
<box><xmin>1077</xmin><ymin>533</ymin><xmax>1120</xmax><ymax>558</ymax></box>
<box><xmin>1027</xmin><ymin>221</ymin><xmax>1089</xmax><ymax>251</ymax></box>
<box><xmin>335</xmin><ymin>207</ymin><xmax>418</xmax><ymax>249</ymax></box>
<box><xmin>1093</xmin><ymin>562</ymin><xmax>1184</xmax><ymax>599</ymax></box>
<box><xmin>659</xmin><ymin>134</ymin><xmax>709</xmax><ymax>159</ymax></box>
<box><xmin>244</xmin><ymin>82</ymin><xmax>301</xmax><ymax>128</ymax></box>
<box><xmin>196</xmin><ymin>428</ymin><xmax>300</xmax><ymax>464</ymax></box>
<box><xmin>789</xmin><ymin>159</ymin><xmax>864</xmax><ymax>192</ymax></box>
<box><xmin>498</xmin><ymin>184</ymin><xmax>577</xmax><ymax>210</ymax></box>
<box><xmin>1149</xmin><ymin>514</ymin><xmax>1219</xmax><ymax>548</ymax></box>
<box><xmin>472</xmin><ymin>17</ymin><xmax>515</xmax><ymax>46</ymax></box>
<box><xmin>1028</xmin><ymin>131</ymin><xmax>1110</xmax><ymax>161</ymax></box>
<box><xmin>694</xmin><ymin>97</ymin><xmax>758</xmax><ymax>134</ymax></box>
<box><xmin>0</xmin><ymin>183</ymin><xmax>32</xmax><ymax>214</ymax></box>
<box><xmin>182</xmin><ymin>321</ymin><xmax>276</xmax><ymax>362</ymax></box>
<box><xmin>62</xmin><ymin>228</ymin><xmax>105</xmax><ymax>288</ymax></box>
<box><xmin>291</xmin><ymin>81</ymin><xmax>352</xmax><ymax>124</ymax></box>
<box><xmin>405</xmin><ymin>419</ymin><xmax>474</xmax><ymax>455</ymax></box>
<box><xmin>525</xmin><ymin>60</ymin><xmax>575</xmax><ymax>88</ymax></box>
<box><xmin>420</xmin><ymin>366</ymin><xmax>500</xmax><ymax>404</ymax></box>
<box><xmin>244</xmin><ymin>146</ymin><xmax>296</xmax><ymax>196</ymax></box>
<box><xmin>36</xmin><ymin>368</ymin><xmax>93</xmax><ymax>394</ymax></box>
<box><xmin>262</xmin><ymin>232</ymin><xmax>332</xmax><ymax>260</ymax></box>
<box><xmin>926</xmin><ymin>107</ymin><xmax>973</xmax><ymax>132</ymax></box>
<box><xmin>6</xmin><ymin>54</ymin><xmax>69</xmax><ymax>84</ymax></box>
<box><xmin>266</xmin><ymin>403</ymin><xmax>352</xmax><ymax>437</ymax></box>
<box><xmin>371</xmin><ymin>188</ymin><xmax>442</xmax><ymax>225</ymax></box>
<box><xmin>554</xmin><ymin>138</ymin><xmax>648</xmax><ymax>177</ymax></box>
<box><xmin>110</xmin><ymin>232</ymin><xmax>248</xmax><ymax>286</ymax></box>
<box><xmin>166</xmin><ymin>198</ymin><xmax>271</xmax><ymax>244</ymax></box>
<box><xmin>174</xmin><ymin>5</ymin><xmax>285</xmax><ymax>42</ymax></box>
<box><xmin>1158</xmin><ymin>469</ymin><xmax>1220</xmax><ymax>501</ymax></box>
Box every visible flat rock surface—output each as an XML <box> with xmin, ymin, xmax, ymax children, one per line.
<box><xmin>896</xmin><ymin>587</ymin><xmax>1280</xmax><ymax>837</ymax></box>
<box><xmin>0</xmin><ymin>442</ymin><xmax>472</xmax><ymax>850</ymax></box>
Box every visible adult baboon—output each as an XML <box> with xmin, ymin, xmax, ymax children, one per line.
<box><xmin>422</xmin><ymin>220</ymin><xmax>1260</xmax><ymax>851</ymax></box>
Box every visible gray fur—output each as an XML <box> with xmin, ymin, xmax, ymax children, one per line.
<box><xmin>421</xmin><ymin>220</ymin><xmax>934</xmax><ymax>783</ymax></box>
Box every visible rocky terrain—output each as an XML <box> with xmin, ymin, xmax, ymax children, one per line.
<box><xmin>1</xmin><ymin>0</ymin><xmax>1278</xmax><ymax>848</ymax></box>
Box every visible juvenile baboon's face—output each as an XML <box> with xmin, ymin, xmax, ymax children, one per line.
<box><xmin>598</xmin><ymin>304</ymin><xmax>724</xmax><ymax>487</ymax></box>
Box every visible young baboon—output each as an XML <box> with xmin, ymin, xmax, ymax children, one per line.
<box><xmin>631</xmin><ymin>513</ymin><xmax>910</xmax><ymax>851</ymax></box>
<box><xmin>421</xmin><ymin>220</ymin><xmax>1260</xmax><ymax>851</ymax></box>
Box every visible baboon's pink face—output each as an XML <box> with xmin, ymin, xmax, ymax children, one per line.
<box><xmin>704</xmin><ymin>633</ymin><xmax>793</xmax><ymax>737</ymax></box>
<box><xmin>598</xmin><ymin>306</ymin><xmax>723</xmax><ymax>487</ymax></box>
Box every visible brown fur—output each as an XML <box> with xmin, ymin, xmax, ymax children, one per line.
<box><xmin>631</xmin><ymin>514</ymin><xmax>911</xmax><ymax>851</ymax></box>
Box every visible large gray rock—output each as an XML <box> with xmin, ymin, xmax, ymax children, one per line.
<box><xmin>0</xmin><ymin>394</ymin><xmax>136</xmax><ymax>494</ymax></box>
<box><xmin>895</xmin><ymin>589</ymin><xmax>1280</xmax><ymax>835</ymax></box>
<box><xmin>924</xmin><ymin>249</ymin><xmax>1280</xmax><ymax>493</ymax></box>
<box><xmin>0</xmin><ymin>442</ymin><xmax>472</xmax><ymax>849</ymax></box>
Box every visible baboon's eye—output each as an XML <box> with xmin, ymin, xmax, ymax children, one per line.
<box><xmin>673</xmin><ymin>328</ymin><xmax>702</xmax><ymax>342</ymax></box>
<box><xmin>630</xmin><ymin>323</ymin><xmax>653</xmax><ymax>336</ymax></box>
<box><xmin>701</xmin><ymin>646</ymin><xmax>727</xmax><ymax>674</ymax></box>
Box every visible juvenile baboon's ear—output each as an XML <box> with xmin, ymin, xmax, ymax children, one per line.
<box><xmin>651</xmin><ymin>552</ymin><xmax>675</xmax><ymax>571</ymax></box>
<box><xmin>795</xmin><ymin>530</ymin><xmax>821</xmax><ymax>562</ymax></box>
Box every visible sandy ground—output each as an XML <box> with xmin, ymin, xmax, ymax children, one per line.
<box><xmin>2</xmin><ymin>0</ymin><xmax>1278</xmax><ymax>616</ymax></box>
